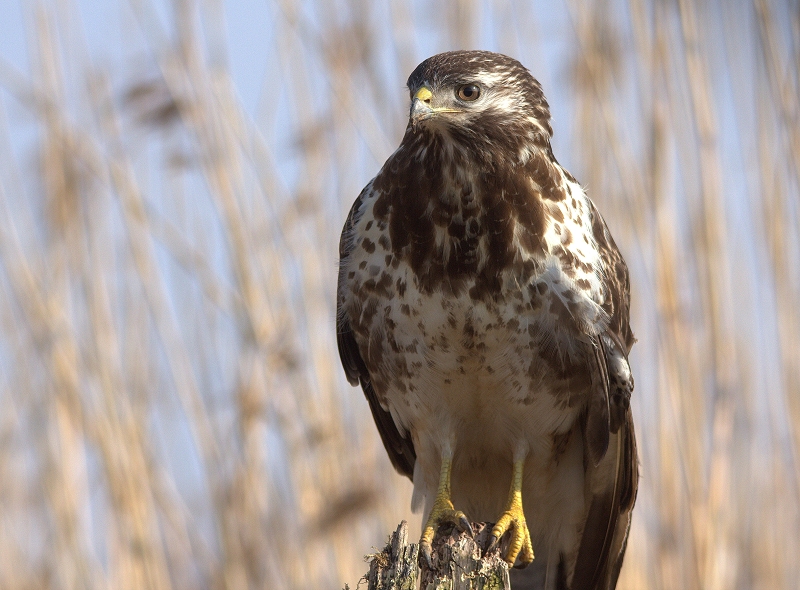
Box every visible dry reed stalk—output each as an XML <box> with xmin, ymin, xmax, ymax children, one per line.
<box><xmin>0</xmin><ymin>0</ymin><xmax>799</xmax><ymax>589</ymax></box>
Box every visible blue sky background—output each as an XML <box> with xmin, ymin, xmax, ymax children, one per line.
<box><xmin>1</xmin><ymin>1</ymin><xmax>798</xmax><ymax>588</ymax></box>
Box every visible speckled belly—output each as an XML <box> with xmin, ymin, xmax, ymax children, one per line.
<box><xmin>349</xmin><ymin>264</ymin><xmax>593</xmax><ymax>456</ymax></box>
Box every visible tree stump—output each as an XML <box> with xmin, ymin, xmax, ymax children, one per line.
<box><xmin>357</xmin><ymin>521</ymin><xmax>510</xmax><ymax>590</ymax></box>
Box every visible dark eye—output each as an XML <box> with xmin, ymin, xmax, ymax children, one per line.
<box><xmin>457</xmin><ymin>84</ymin><xmax>481</xmax><ymax>101</ymax></box>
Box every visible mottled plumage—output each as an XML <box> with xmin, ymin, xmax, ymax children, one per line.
<box><xmin>337</xmin><ymin>51</ymin><xmax>637</xmax><ymax>590</ymax></box>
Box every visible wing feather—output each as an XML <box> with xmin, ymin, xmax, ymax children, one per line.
<box><xmin>572</xmin><ymin>202</ymin><xmax>638</xmax><ymax>589</ymax></box>
<box><xmin>573</xmin><ymin>408</ymin><xmax>638</xmax><ymax>590</ymax></box>
<box><xmin>337</xmin><ymin>186</ymin><xmax>416</xmax><ymax>479</ymax></box>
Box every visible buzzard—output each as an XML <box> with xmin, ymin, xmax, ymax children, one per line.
<box><xmin>337</xmin><ymin>50</ymin><xmax>637</xmax><ymax>590</ymax></box>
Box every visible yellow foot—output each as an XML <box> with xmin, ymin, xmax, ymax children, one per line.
<box><xmin>419</xmin><ymin>497</ymin><xmax>473</xmax><ymax>567</ymax></box>
<box><xmin>486</xmin><ymin>458</ymin><xmax>534</xmax><ymax>568</ymax></box>
<box><xmin>418</xmin><ymin>453</ymin><xmax>473</xmax><ymax>568</ymax></box>
<box><xmin>487</xmin><ymin>503</ymin><xmax>534</xmax><ymax>567</ymax></box>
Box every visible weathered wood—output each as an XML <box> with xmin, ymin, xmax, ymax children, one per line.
<box><xmin>362</xmin><ymin>521</ymin><xmax>419</xmax><ymax>590</ymax></box>
<box><xmin>357</xmin><ymin>521</ymin><xmax>510</xmax><ymax>590</ymax></box>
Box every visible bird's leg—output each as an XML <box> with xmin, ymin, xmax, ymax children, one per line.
<box><xmin>487</xmin><ymin>457</ymin><xmax>535</xmax><ymax>567</ymax></box>
<box><xmin>419</xmin><ymin>451</ymin><xmax>473</xmax><ymax>567</ymax></box>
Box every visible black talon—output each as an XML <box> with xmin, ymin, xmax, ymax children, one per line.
<box><xmin>458</xmin><ymin>515</ymin><xmax>474</xmax><ymax>538</ymax></box>
<box><xmin>420</xmin><ymin>543</ymin><xmax>433</xmax><ymax>569</ymax></box>
<box><xmin>513</xmin><ymin>560</ymin><xmax>530</xmax><ymax>569</ymax></box>
<box><xmin>485</xmin><ymin>534</ymin><xmax>499</xmax><ymax>555</ymax></box>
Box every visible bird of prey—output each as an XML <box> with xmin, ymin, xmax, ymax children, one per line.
<box><xmin>336</xmin><ymin>50</ymin><xmax>638</xmax><ymax>590</ymax></box>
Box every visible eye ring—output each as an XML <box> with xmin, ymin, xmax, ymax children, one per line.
<box><xmin>457</xmin><ymin>84</ymin><xmax>481</xmax><ymax>102</ymax></box>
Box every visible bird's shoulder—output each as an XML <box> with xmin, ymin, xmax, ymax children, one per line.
<box><xmin>336</xmin><ymin>180</ymin><xmax>416</xmax><ymax>479</ymax></box>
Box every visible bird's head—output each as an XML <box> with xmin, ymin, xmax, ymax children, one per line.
<box><xmin>405</xmin><ymin>51</ymin><xmax>554</xmax><ymax>162</ymax></box>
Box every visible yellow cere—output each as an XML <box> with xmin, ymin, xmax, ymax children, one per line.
<box><xmin>413</xmin><ymin>86</ymin><xmax>433</xmax><ymax>102</ymax></box>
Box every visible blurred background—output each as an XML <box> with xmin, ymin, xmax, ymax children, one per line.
<box><xmin>1</xmin><ymin>0</ymin><xmax>798</xmax><ymax>588</ymax></box>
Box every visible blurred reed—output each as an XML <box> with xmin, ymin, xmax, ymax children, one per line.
<box><xmin>0</xmin><ymin>0</ymin><xmax>797</xmax><ymax>589</ymax></box>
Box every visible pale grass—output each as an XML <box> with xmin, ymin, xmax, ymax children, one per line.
<box><xmin>0</xmin><ymin>1</ymin><xmax>798</xmax><ymax>589</ymax></box>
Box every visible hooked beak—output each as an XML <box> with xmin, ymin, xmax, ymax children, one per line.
<box><xmin>409</xmin><ymin>85</ymin><xmax>462</xmax><ymax>130</ymax></box>
<box><xmin>410</xmin><ymin>86</ymin><xmax>434</xmax><ymax>128</ymax></box>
